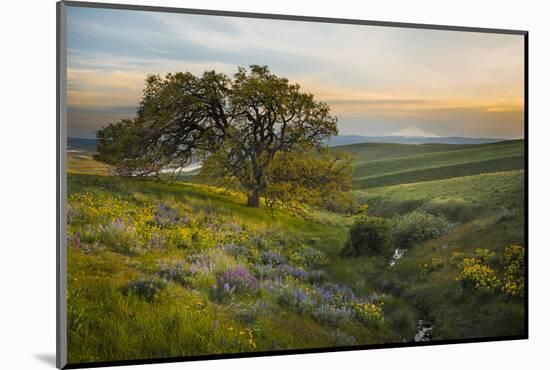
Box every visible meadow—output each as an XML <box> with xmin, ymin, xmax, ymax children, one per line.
<box><xmin>66</xmin><ymin>139</ymin><xmax>525</xmax><ymax>363</ymax></box>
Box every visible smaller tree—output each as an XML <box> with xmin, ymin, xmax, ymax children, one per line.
<box><xmin>340</xmin><ymin>217</ymin><xmax>393</xmax><ymax>259</ymax></box>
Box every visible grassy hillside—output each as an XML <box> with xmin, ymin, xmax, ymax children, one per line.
<box><xmin>67</xmin><ymin>174</ymin><xmax>403</xmax><ymax>364</ymax></box>
<box><xmin>66</xmin><ymin>138</ymin><xmax>525</xmax><ymax>362</ymax></box>
<box><xmin>331</xmin><ymin>140</ymin><xmax>525</xmax><ymax>341</ymax></box>
<box><xmin>346</xmin><ymin>168</ymin><xmax>525</xmax><ymax>340</ymax></box>
<box><xmin>353</xmin><ymin>170</ymin><xmax>524</xmax><ymax>222</ymax></box>
<box><xmin>336</xmin><ymin>140</ymin><xmax>524</xmax><ymax>189</ymax></box>
<box><xmin>336</xmin><ymin>141</ymin><xmax>510</xmax><ymax>161</ymax></box>
<box><xmin>68</xmin><ymin>151</ymin><xmax>109</xmax><ymax>175</ymax></box>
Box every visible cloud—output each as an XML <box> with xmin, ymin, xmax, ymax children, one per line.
<box><xmin>67</xmin><ymin>57</ymin><xmax>238</xmax><ymax>108</ymax></box>
<box><xmin>65</xmin><ymin>6</ymin><xmax>525</xmax><ymax>138</ymax></box>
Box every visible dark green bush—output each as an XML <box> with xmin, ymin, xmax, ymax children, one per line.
<box><xmin>122</xmin><ymin>278</ymin><xmax>167</xmax><ymax>301</ymax></box>
<box><xmin>391</xmin><ymin>211</ymin><xmax>454</xmax><ymax>249</ymax></box>
<box><xmin>340</xmin><ymin>217</ymin><xmax>392</xmax><ymax>259</ymax></box>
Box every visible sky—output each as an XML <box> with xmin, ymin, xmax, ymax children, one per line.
<box><xmin>66</xmin><ymin>6</ymin><xmax>525</xmax><ymax>139</ymax></box>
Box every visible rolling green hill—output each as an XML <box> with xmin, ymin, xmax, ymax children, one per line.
<box><xmin>329</xmin><ymin>140</ymin><xmax>526</xmax><ymax>340</ymax></box>
<box><xmin>336</xmin><ymin>140</ymin><xmax>524</xmax><ymax>189</ymax></box>
<box><xmin>352</xmin><ymin>170</ymin><xmax>525</xmax><ymax>222</ymax></box>
<box><xmin>66</xmin><ymin>138</ymin><xmax>525</xmax><ymax>356</ymax></box>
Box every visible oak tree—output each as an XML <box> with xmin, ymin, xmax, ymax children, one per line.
<box><xmin>95</xmin><ymin>65</ymin><xmax>351</xmax><ymax>209</ymax></box>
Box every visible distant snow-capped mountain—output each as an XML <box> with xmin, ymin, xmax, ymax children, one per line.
<box><xmin>387</xmin><ymin>124</ymin><xmax>440</xmax><ymax>138</ymax></box>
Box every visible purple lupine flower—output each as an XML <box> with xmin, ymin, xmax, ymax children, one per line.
<box><xmin>222</xmin><ymin>243</ymin><xmax>248</xmax><ymax>257</ymax></box>
<box><xmin>147</xmin><ymin>232</ymin><xmax>166</xmax><ymax>250</ymax></box>
<box><xmin>227</xmin><ymin>222</ymin><xmax>241</xmax><ymax>233</ymax></box>
<box><xmin>154</xmin><ymin>203</ymin><xmax>187</xmax><ymax>227</ymax></box>
<box><xmin>111</xmin><ymin>218</ymin><xmax>126</xmax><ymax>231</ymax></box>
<box><xmin>275</xmin><ymin>264</ymin><xmax>308</xmax><ymax>280</ymax></box>
<box><xmin>261</xmin><ymin>251</ymin><xmax>286</xmax><ymax>266</ymax></box>
<box><xmin>217</xmin><ymin>266</ymin><xmax>258</xmax><ymax>294</ymax></box>
<box><xmin>157</xmin><ymin>258</ymin><xmax>192</xmax><ymax>284</ymax></box>
<box><xmin>67</xmin><ymin>232</ymin><xmax>82</xmax><ymax>249</ymax></box>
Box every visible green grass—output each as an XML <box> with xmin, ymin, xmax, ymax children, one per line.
<box><xmin>352</xmin><ymin>170</ymin><xmax>524</xmax><ymax>222</ymax></box>
<box><xmin>67</xmin><ymin>174</ymin><xmax>392</xmax><ymax>364</ymax></box>
<box><xmin>346</xmin><ymin>169</ymin><xmax>525</xmax><ymax>340</ymax></box>
<box><xmin>66</xmin><ymin>138</ymin><xmax>526</xmax><ymax>362</ymax></box>
<box><xmin>375</xmin><ymin>211</ymin><xmax>525</xmax><ymax>340</ymax></box>
<box><xmin>68</xmin><ymin>151</ymin><xmax>109</xmax><ymax>175</ymax></box>
<box><xmin>354</xmin><ymin>155</ymin><xmax>524</xmax><ymax>188</ymax></box>
<box><xmin>337</xmin><ymin>140</ymin><xmax>524</xmax><ymax>188</ymax></box>
<box><xmin>335</xmin><ymin>141</ymin><xmax>499</xmax><ymax>161</ymax></box>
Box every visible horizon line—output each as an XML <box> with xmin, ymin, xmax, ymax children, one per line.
<box><xmin>67</xmin><ymin>134</ymin><xmax>525</xmax><ymax>140</ymax></box>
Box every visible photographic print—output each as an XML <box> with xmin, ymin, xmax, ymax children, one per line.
<box><xmin>58</xmin><ymin>1</ymin><xmax>527</xmax><ymax>367</ymax></box>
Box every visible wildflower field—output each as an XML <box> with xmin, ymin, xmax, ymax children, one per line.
<box><xmin>66</xmin><ymin>139</ymin><xmax>525</xmax><ymax>364</ymax></box>
<box><xmin>67</xmin><ymin>174</ymin><xmax>394</xmax><ymax>363</ymax></box>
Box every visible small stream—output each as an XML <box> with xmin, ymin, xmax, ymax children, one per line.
<box><xmin>414</xmin><ymin>320</ymin><xmax>433</xmax><ymax>342</ymax></box>
<box><xmin>387</xmin><ymin>249</ymin><xmax>434</xmax><ymax>342</ymax></box>
<box><xmin>389</xmin><ymin>248</ymin><xmax>406</xmax><ymax>266</ymax></box>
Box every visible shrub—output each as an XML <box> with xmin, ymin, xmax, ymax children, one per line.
<box><xmin>340</xmin><ymin>217</ymin><xmax>392</xmax><ymax>259</ymax></box>
<box><xmin>501</xmin><ymin>245</ymin><xmax>525</xmax><ymax>298</ymax></box>
<box><xmin>391</xmin><ymin>211</ymin><xmax>454</xmax><ymax>249</ymax></box>
<box><xmin>187</xmin><ymin>254</ymin><xmax>216</xmax><ymax>275</ymax></box>
<box><xmin>288</xmin><ymin>247</ymin><xmax>328</xmax><ymax>268</ymax></box>
<box><xmin>474</xmin><ymin>248</ymin><xmax>496</xmax><ymax>263</ymax></box>
<box><xmin>315</xmin><ymin>283</ymin><xmax>358</xmax><ymax>307</ymax></box>
<box><xmin>354</xmin><ymin>302</ymin><xmax>384</xmax><ymax>328</ymax></box>
<box><xmin>123</xmin><ymin>277</ymin><xmax>167</xmax><ymax>301</ymax></box>
<box><xmin>217</xmin><ymin>266</ymin><xmax>259</xmax><ymax>295</ymax></box>
<box><xmin>455</xmin><ymin>258</ymin><xmax>500</xmax><ymax>293</ymax></box>
<box><xmin>96</xmin><ymin>219</ymin><xmax>144</xmax><ymax>255</ymax></box>
<box><xmin>312</xmin><ymin>304</ymin><xmax>354</xmax><ymax>327</ymax></box>
<box><xmin>221</xmin><ymin>243</ymin><xmax>250</xmax><ymax>257</ymax></box>
<box><xmin>260</xmin><ymin>250</ymin><xmax>286</xmax><ymax>266</ymax></box>
<box><xmin>157</xmin><ymin>258</ymin><xmax>193</xmax><ymax>286</ymax></box>
<box><xmin>450</xmin><ymin>251</ymin><xmax>465</xmax><ymax>266</ymax></box>
<box><xmin>275</xmin><ymin>264</ymin><xmax>308</xmax><ymax>281</ymax></box>
<box><xmin>269</xmin><ymin>282</ymin><xmax>316</xmax><ymax>314</ymax></box>
<box><xmin>232</xmin><ymin>300</ymin><xmax>271</xmax><ymax>324</ymax></box>
<box><xmin>252</xmin><ymin>263</ymin><xmax>276</xmax><ymax>280</ymax></box>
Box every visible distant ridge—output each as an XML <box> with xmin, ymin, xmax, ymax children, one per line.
<box><xmin>69</xmin><ymin>136</ymin><xmax>514</xmax><ymax>152</ymax></box>
<box><xmin>328</xmin><ymin>135</ymin><xmax>509</xmax><ymax>146</ymax></box>
<box><xmin>68</xmin><ymin>137</ymin><xmax>99</xmax><ymax>153</ymax></box>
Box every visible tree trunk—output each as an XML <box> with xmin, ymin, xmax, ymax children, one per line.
<box><xmin>247</xmin><ymin>189</ymin><xmax>260</xmax><ymax>208</ymax></box>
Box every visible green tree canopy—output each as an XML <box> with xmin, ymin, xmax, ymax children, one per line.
<box><xmin>95</xmin><ymin>65</ymin><xmax>352</xmax><ymax>209</ymax></box>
